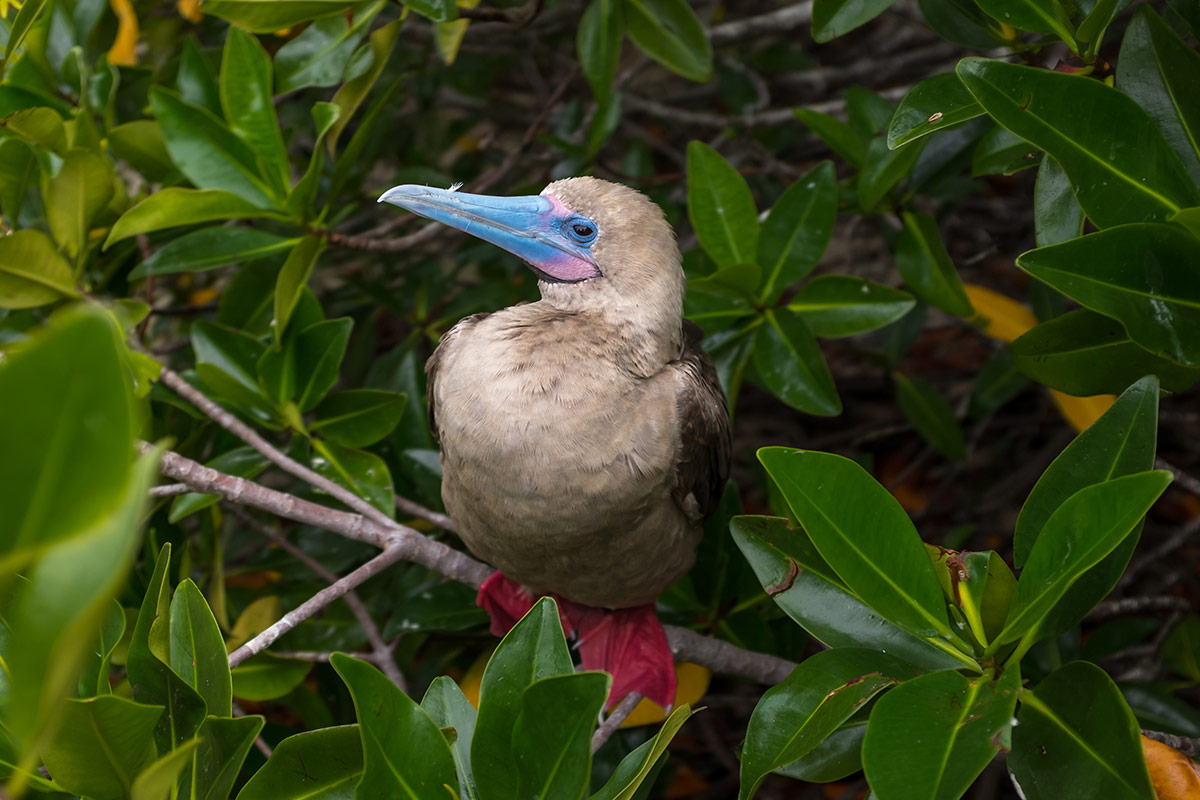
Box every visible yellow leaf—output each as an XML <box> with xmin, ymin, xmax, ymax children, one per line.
<box><xmin>106</xmin><ymin>0</ymin><xmax>139</xmax><ymax>66</ymax></box>
<box><xmin>177</xmin><ymin>0</ymin><xmax>202</xmax><ymax>23</ymax></box>
<box><xmin>963</xmin><ymin>283</ymin><xmax>1037</xmax><ymax>344</ymax></box>
<box><xmin>1</xmin><ymin>0</ymin><xmax>24</xmax><ymax>21</ymax></box>
<box><xmin>435</xmin><ymin>0</ymin><xmax>480</xmax><ymax>65</ymax></box>
<box><xmin>1142</xmin><ymin>735</ymin><xmax>1200</xmax><ymax>800</ymax></box>
<box><xmin>620</xmin><ymin>662</ymin><xmax>711</xmax><ymax>728</ymax></box>
<box><xmin>226</xmin><ymin>595</ymin><xmax>281</xmax><ymax>651</ymax></box>
<box><xmin>1050</xmin><ymin>389</ymin><xmax>1116</xmax><ymax>433</ymax></box>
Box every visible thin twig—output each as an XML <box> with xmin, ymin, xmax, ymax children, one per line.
<box><xmin>395</xmin><ymin>495</ymin><xmax>458</xmax><ymax>533</ymax></box>
<box><xmin>233</xmin><ymin>701</ymin><xmax>273</xmax><ymax>760</ymax></box>
<box><xmin>709</xmin><ymin>2</ymin><xmax>813</xmax><ymax>45</ymax></box>
<box><xmin>149</xmin><ymin>483</ymin><xmax>191</xmax><ymax>497</ymax></box>
<box><xmin>591</xmin><ymin>692</ymin><xmax>642</xmax><ymax>754</ymax></box>
<box><xmin>310</xmin><ymin>220</ymin><xmax>444</xmax><ymax>253</ymax></box>
<box><xmin>1157</xmin><ymin>457</ymin><xmax>1200</xmax><ymax>497</ymax></box>
<box><xmin>1088</xmin><ymin>595</ymin><xmax>1192</xmax><ymax>621</ymax></box>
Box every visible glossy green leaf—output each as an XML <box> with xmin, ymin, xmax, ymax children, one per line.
<box><xmin>41</xmin><ymin>148</ymin><xmax>112</xmax><ymax>261</ymax></box>
<box><xmin>776</xmin><ymin>720</ymin><xmax>866</xmax><ymax>783</ymax></box>
<box><xmin>730</xmin><ymin>516</ymin><xmax>969</xmax><ymax>670</ymax></box>
<box><xmin>106</xmin><ymin>188</ymin><xmax>288</xmax><ymax>246</ymax></box>
<box><xmin>846</xmin><ymin>88</ymin><xmax>896</xmax><ymax>137</ymax></box>
<box><xmin>740</xmin><ymin>648</ymin><xmax>910</xmax><ymax>800</ymax></box>
<box><xmin>193</xmin><ymin>320</ymin><xmax>271</xmax><ymax>411</ymax></box>
<box><xmin>78</xmin><ymin>600</ymin><xmax>126</xmax><ymax>698</ymax></box>
<box><xmin>688</xmin><ymin>264</ymin><xmax>761</xmax><ymax>301</ymax></box>
<box><xmin>108</xmin><ymin>120</ymin><xmax>176</xmax><ymax>182</ymax></box>
<box><xmin>291</xmin><ymin>317</ymin><xmax>352</xmax><ymax>411</ymax></box>
<box><xmin>888</xmin><ymin>73</ymin><xmax>984</xmax><ymax>149</ymax></box>
<box><xmin>274</xmin><ymin>236</ymin><xmax>328</xmax><ymax>345</ymax></box>
<box><xmin>169</xmin><ymin>580</ymin><xmax>232</xmax><ymax>717</ymax></box>
<box><xmin>287</xmin><ymin>102</ymin><xmax>341</xmax><ymax>218</ymax></box>
<box><xmin>1117</xmin><ymin>6</ymin><xmax>1200</xmax><ymax>183</ymax></box>
<box><xmin>894</xmin><ymin>372</ymin><xmax>966</xmax><ymax>461</ymax></box>
<box><xmin>312</xmin><ymin>440</ymin><xmax>394</xmax><ymax>516</ymax></box>
<box><xmin>589</xmin><ymin>704</ymin><xmax>694</xmax><ymax>800</ymax></box>
<box><xmin>686</xmin><ymin>141</ymin><xmax>759</xmax><ymax>269</ymax></box>
<box><xmin>169</xmin><ymin>447</ymin><xmax>269</xmax><ymax>522</ymax></box>
<box><xmin>957</xmin><ymin>550</ymin><xmax>1017</xmax><ymax>644</ymax></box>
<box><xmin>578</xmin><ymin>0</ymin><xmax>623</xmax><ymax>100</ymax></box>
<box><xmin>1012</xmin><ymin>309</ymin><xmax>1200</xmax><ymax>396</ymax></box>
<box><xmin>758</xmin><ymin>161</ymin><xmax>837</xmax><ymax>302</ymax></box>
<box><xmin>1010</xmin><ymin>662</ymin><xmax>1155</xmax><ymax>800</ymax></box>
<box><xmin>0</xmin><ymin>138</ymin><xmax>37</xmax><ymax>222</ymax></box>
<box><xmin>1018</xmin><ymin>222</ymin><xmax>1200</xmax><ymax>365</ymax></box>
<box><xmin>754</xmin><ymin>309</ymin><xmax>841</xmax><ymax>416</ymax></box>
<box><xmin>758</xmin><ymin>448</ymin><xmax>957</xmax><ymax>641</ymax></box>
<box><xmin>187</xmin><ymin>715</ymin><xmax>265</xmax><ymax>800</ymax></box>
<box><xmin>149</xmin><ymin>87</ymin><xmax>279</xmax><ymax>210</ymax></box>
<box><xmin>40</xmin><ymin>696</ymin><xmax>162</xmax><ymax>800</ymax></box>
<box><xmin>221</xmin><ymin>27</ymin><xmax>289</xmax><ymax>193</ymax></box>
<box><xmin>202</xmin><ymin>0</ymin><xmax>362</xmax><ymax>32</ymax></box>
<box><xmin>0</xmin><ymin>229</ymin><xmax>78</xmax><ymax>308</ymax></box>
<box><xmin>1077</xmin><ymin>0</ymin><xmax>1124</xmax><ymax>45</ymax></box>
<box><xmin>311</xmin><ymin>389</ymin><xmax>407</xmax><ymax>448</ymax></box>
<box><xmin>1034</xmin><ymin>155</ymin><xmax>1085</xmax><ymax>247</ymax></box>
<box><xmin>967</xmin><ymin>350</ymin><xmax>1029</xmax><ymax>418</ymax></box>
<box><xmin>421</xmin><ymin>677</ymin><xmax>478</xmax><ymax>799</ymax></box>
<box><xmin>513</xmin><ymin>673</ymin><xmax>609</xmax><ymax>800</ymax></box>
<box><xmin>862</xmin><ymin>666</ymin><xmax>1021</xmax><ymax>800</ymax></box>
<box><xmin>916</xmin><ymin>0</ymin><xmax>1003</xmax><ymax>48</ymax></box>
<box><xmin>794</xmin><ymin>109</ymin><xmax>866</xmax><ymax>167</ymax></box>
<box><xmin>131</xmin><ymin>228</ymin><xmax>298</xmax><ymax>279</ymax></box>
<box><xmin>327</xmin><ymin>19</ymin><xmax>401</xmax><ymax>156</ymax></box>
<box><xmin>790</xmin><ymin>276</ymin><xmax>915</xmax><ymax>338</ymax></box>
<box><xmin>406</xmin><ymin>0</ymin><xmax>457</xmax><ymax>21</ymax></box>
<box><xmin>812</xmin><ymin>0</ymin><xmax>898</xmax><ymax>42</ymax></box>
<box><xmin>3</xmin><ymin>0</ymin><xmax>48</xmax><ymax>66</ymax></box>
<box><xmin>956</xmin><ymin>58</ymin><xmax>1200</xmax><ymax>227</ymax></box>
<box><xmin>858</xmin><ymin>135</ymin><xmax>924</xmax><ymax>211</ymax></box>
<box><xmin>0</xmin><ymin>106</ymin><xmax>66</xmax><ymax>155</ymax></box>
<box><xmin>472</xmin><ymin>598</ymin><xmax>573</xmax><ymax>800</ymax></box>
<box><xmin>973</xmin><ymin>0</ymin><xmax>1075</xmax><ymax>39</ymax></box>
<box><xmin>332</xmin><ymin>653</ymin><xmax>459</xmax><ymax>800</ymax></box>
<box><xmin>623</xmin><ymin>0</ymin><xmax>712</xmax><ymax>82</ymax></box>
<box><xmin>178</xmin><ymin>37</ymin><xmax>222</xmax><ymax>115</ymax></box>
<box><xmin>997</xmin><ymin>472</ymin><xmax>1171</xmax><ymax>649</ymax></box>
<box><xmin>231</xmin><ymin>653</ymin><xmax>312</xmax><ymax>702</ymax></box>
<box><xmin>971</xmin><ymin>124</ymin><xmax>1042</xmax><ymax>176</ymax></box>
<box><xmin>130</xmin><ymin>740</ymin><xmax>201</xmax><ymax>800</ymax></box>
<box><xmin>236</xmin><ymin>725</ymin><xmax>362</xmax><ymax>800</ymax></box>
<box><xmin>276</xmin><ymin>2</ymin><xmax>382</xmax><ymax>93</ymax></box>
<box><xmin>894</xmin><ymin>211</ymin><xmax>973</xmax><ymax>315</ymax></box>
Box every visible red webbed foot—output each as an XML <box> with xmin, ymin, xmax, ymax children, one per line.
<box><xmin>475</xmin><ymin>573</ymin><xmax>677</xmax><ymax>709</ymax></box>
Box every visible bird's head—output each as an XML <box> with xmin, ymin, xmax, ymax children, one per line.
<box><xmin>379</xmin><ymin>177</ymin><xmax>684</xmax><ymax>340</ymax></box>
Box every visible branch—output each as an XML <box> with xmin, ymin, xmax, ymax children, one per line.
<box><xmin>592</xmin><ymin>693</ymin><xmax>642</xmax><ymax>753</ymax></box>
<box><xmin>710</xmin><ymin>2</ymin><xmax>813</xmax><ymax>45</ymax></box>
<box><xmin>309</xmin><ymin>220</ymin><xmax>444</xmax><ymax>253</ymax></box>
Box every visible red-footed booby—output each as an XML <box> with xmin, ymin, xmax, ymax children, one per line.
<box><xmin>379</xmin><ymin>177</ymin><xmax>730</xmax><ymax>708</ymax></box>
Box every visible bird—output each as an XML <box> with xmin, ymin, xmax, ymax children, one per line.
<box><xmin>378</xmin><ymin>177</ymin><xmax>730</xmax><ymax>708</ymax></box>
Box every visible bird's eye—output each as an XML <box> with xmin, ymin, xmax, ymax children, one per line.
<box><xmin>567</xmin><ymin>219</ymin><xmax>597</xmax><ymax>243</ymax></box>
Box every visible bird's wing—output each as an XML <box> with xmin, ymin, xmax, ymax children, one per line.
<box><xmin>670</xmin><ymin>320</ymin><xmax>731</xmax><ymax>520</ymax></box>
<box><xmin>425</xmin><ymin>312</ymin><xmax>489</xmax><ymax>444</ymax></box>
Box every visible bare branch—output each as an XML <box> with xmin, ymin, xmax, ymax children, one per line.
<box><xmin>395</xmin><ymin>495</ymin><xmax>458</xmax><ymax>533</ymax></box>
<box><xmin>310</xmin><ymin>220</ymin><xmax>444</xmax><ymax>253</ymax></box>
<box><xmin>710</xmin><ymin>3</ymin><xmax>813</xmax><ymax>45</ymax></box>
<box><xmin>149</xmin><ymin>483</ymin><xmax>191</xmax><ymax>497</ymax></box>
<box><xmin>592</xmin><ymin>692</ymin><xmax>642</xmax><ymax>754</ymax></box>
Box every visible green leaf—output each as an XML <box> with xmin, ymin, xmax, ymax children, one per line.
<box><xmin>472</xmin><ymin>598</ymin><xmax>573</xmax><ymax>800</ymax></box>
<box><xmin>170</xmin><ymin>580</ymin><xmax>233</xmax><ymax>718</ymax></box>
<box><xmin>754</xmin><ymin>309</ymin><xmax>841</xmax><ymax>416</ymax></box>
<box><xmin>274</xmin><ymin>235</ymin><xmax>328</xmax><ymax>345</ymax></box>
<box><xmin>312</xmin><ymin>439</ymin><xmax>394</xmax><ymax>517</ymax></box>
<box><xmin>187</xmin><ymin>715</ymin><xmax>265</xmax><ymax>800</ymax></box>
<box><xmin>131</xmin><ymin>740</ymin><xmax>201</xmax><ymax>800</ymax></box>
<box><xmin>131</xmin><ymin>228</ymin><xmax>299</xmax><ymax>279</ymax></box>
<box><xmin>1077</xmin><ymin>0</ymin><xmax>1124</xmax><ymax>45</ymax></box>
<box><xmin>862</xmin><ymin>666</ymin><xmax>1021</xmax><ymax>800</ymax></box>
<box><xmin>421</xmin><ymin>677</ymin><xmax>479</xmax><ymax>799</ymax></box>
<box><xmin>78</xmin><ymin>600</ymin><xmax>126</xmax><ymax>698</ymax></box>
<box><xmin>776</xmin><ymin>720</ymin><xmax>866</xmax><ymax>783</ymax></box>
<box><xmin>894</xmin><ymin>211</ymin><xmax>973</xmax><ymax>315</ymax></box>
<box><xmin>968</xmin><ymin>350</ymin><xmax>1029</xmax><ymax>418</ymax></box>
<box><xmin>0</xmin><ymin>229</ymin><xmax>78</xmax><ymax>309</ymax></box>
<box><xmin>1010</xmin><ymin>662</ymin><xmax>1155</xmax><ymax>800</ymax></box>
<box><xmin>588</xmin><ymin>704</ymin><xmax>694</xmax><ymax>800</ymax></box>
<box><xmin>149</xmin><ymin>87</ymin><xmax>280</xmax><ymax>210</ymax></box>
<box><xmin>997</xmin><ymin>472</ymin><xmax>1171</xmax><ymax>650</ymax></box>
<box><xmin>956</xmin><ymin>58</ymin><xmax>1200</xmax><ymax>227</ymax></box>
<box><xmin>202</xmin><ymin>0</ymin><xmax>362</xmax><ymax>32</ymax></box>
<box><xmin>291</xmin><ymin>317</ymin><xmax>353</xmax><ymax>411</ymax></box>
<box><xmin>221</xmin><ymin>27</ymin><xmax>289</xmax><ymax>194</ymax></box>
<box><xmin>686</xmin><ymin>141</ymin><xmax>760</xmax><ymax>269</ymax></box>
<box><xmin>106</xmin><ymin>188</ymin><xmax>289</xmax><ymax>247</ymax></box>
<box><xmin>0</xmin><ymin>106</ymin><xmax>67</xmax><ymax>156</ymax></box>
<box><xmin>758</xmin><ymin>161</ymin><xmax>837</xmax><ymax>302</ymax></box>
<box><xmin>957</xmin><ymin>550</ymin><xmax>1017</xmax><ymax>645</ymax></box>
<box><xmin>578</xmin><ymin>0</ymin><xmax>623</xmax><ymax>100</ymax></box>
<box><xmin>794</xmin><ymin>109</ymin><xmax>866</xmax><ymax>167</ymax></box>
<box><xmin>513</xmin><ymin>673</ymin><xmax>609</xmax><ymax>800</ymax></box>
<box><xmin>917</xmin><ymin>0</ymin><xmax>1004</xmax><ymax>50</ymax></box>
<box><xmin>193</xmin><ymin>320</ymin><xmax>271</xmax><ymax>411</ymax></box>
<box><xmin>40</xmin><ymin>696</ymin><xmax>163</xmax><ymax>800</ymax></box>
<box><xmin>623</xmin><ymin>0</ymin><xmax>712</xmax><ymax>82</ymax></box>
<box><xmin>231</xmin><ymin>653</ymin><xmax>312</xmax><ymax>702</ymax></box>
<box><xmin>888</xmin><ymin>72</ymin><xmax>984</xmax><ymax>149</ymax></box>
<box><xmin>311</xmin><ymin>389</ymin><xmax>407</xmax><ymax>448</ymax></box>
<box><xmin>236</xmin><ymin>728</ymin><xmax>361</xmax><ymax>800</ymax></box>
<box><xmin>3</xmin><ymin>0</ymin><xmax>48</xmax><ymax>67</ymax></box>
<box><xmin>789</xmin><ymin>276</ymin><xmax>915</xmax><ymax>338</ymax></box>
<box><xmin>858</xmin><ymin>135</ymin><xmax>925</xmax><ymax>211</ymax></box>
<box><xmin>332</xmin><ymin>653</ymin><xmax>460</xmax><ymax>800</ymax></box>
<box><xmin>178</xmin><ymin>37</ymin><xmax>222</xmax><ymax>116</ymax></box>
<box><xmin>327</xmin><ymin>19</ymin><xmax>401</xmax><ymax>156</ymax></box>
<box><xmin>758</xmin><ymin>448</ymin><xmax>957</xmax><ymax>641</ymax></box>
<box><xmin>108</xmin><ymin>120</ymin><xmax>175</xmax><ymax>182</ymax></box>
<box><xmin>812</xmin><ymin>0</ymin><xmax>899</xmax><ymax>42</ymax></box>
<box><xmin>1018</xmin><ymin>222</ymin><xmax>1200</xmax><ymax>365</ymax></box>
<box><xmin>288</xmin><ymin>102</ymin><xmax>342</xmax><ymax>218</ymax></box>
<box><xmin>169</xmin><ymin>447</ymin><xmax>270</xmax><ymax>522</ymax></box>
<box><xmin>894</xmin><ymin>372</ymin><xmax>966</xmax><ymax>461</ymax></box>
<box><xmin>1012</xmin><ymin>309</ymin><xmax>1200</xmax><ymax>396</ymax></box>
<box><xmin>846</xmin><ymin>87</ymin><xmax>897</xmax><ymax>137</ymax></box>
<box><xmin>0</xmin><ymin>139</ymin><xmax>38</xmax><ymax>222</ymax></box>
<box><xmin>971</xmin><ymin>124</ymin><xmax>1042</xmax><ymax>176</ymax></box>
<box><xmin>739</xmin><ymin>648</ymin><xmax>910</xmax><ymax>800</ymax></box>
<box><xmin>730</xmin><ymin>516</ymin><xmax>969</xmax><ymax>670</ymax></box>
<box><xmin>973</xmin><ymin>0</ymin><xmax>1076</xmax><ymax>39</ymax></box>
<box><xmin>1034</xmin><ymin>155</ymin><xmax>1085</xmax><ymax>247</ymax></box>
<box><xmin>41</xmin><ymin>148</ymin><xmax>113</xmax><ymax>262</ymax></box>
<box><xmin>276</xmin><ymin>2</ymin><xmax>383</xmax><ymax>93</ymax></box>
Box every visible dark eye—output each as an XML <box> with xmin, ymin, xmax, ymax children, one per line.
<box><xmin>567</xmin><ymin>219</ymin><xmax>597</xmax><ymax>243</ymax></box>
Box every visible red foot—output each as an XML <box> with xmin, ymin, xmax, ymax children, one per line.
<box><xmin>475</xmin><ymin>572</ymin><xmax>677</xmax><ymax>709</ymax></box>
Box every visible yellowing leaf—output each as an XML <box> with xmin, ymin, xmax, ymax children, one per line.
<box><xmin>1142</xmin><ymin>735</ymin><xmax>1200</xmax><ymax>800</ymax></box>
<box><xmin>1051</xmin><ymin>390</ymin><xmax>1116</xmax><ymax>433</ymax></box>
<box><xmin>963</xmin><ymin>283</ymin><xmax>1037</xmax><ymax>343</ymax></box>
<box><xmin>435</xmin><ymin>0</ymin><xmax>479</xmax><ymax>64</ymax></box>
<box><xmin>226</xmin><ymin>594</ymin><xmax>281</xmax><ymax>651</ymax></box>
<box><xmin>177</xmin><ymin>0</ymin><xmax>202</xmax><ymax>23</ymax></box>
<box><xmin>106</xmin><ymin>0</ymin><xmax>139</xmax><ymax>66</ymax></box>
<box><xmin>620</xmin><ymin>662</ymin><xmax>710</xmax><ymax>728</ymax></box>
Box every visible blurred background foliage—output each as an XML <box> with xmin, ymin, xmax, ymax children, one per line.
<box><xmin>2</xmin><ymin>0</ymin><xmax>1200</xmax><ymax>797</ymax></box>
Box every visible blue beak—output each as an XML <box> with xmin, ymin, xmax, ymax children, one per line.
<box><xmin>378</xmin><ymin>184</ymin><xmax>601</xmax><ymax>283</ymax></box>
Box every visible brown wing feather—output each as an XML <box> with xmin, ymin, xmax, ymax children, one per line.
<box><xmin>425</xmin><ymin>312</ymin><xmax>489</xmax><ymax>445</ymax></box>
<box><xmin>671</xmin><ymin>320</ymin><xmax>731</xmax><ymax>520</ymax></box>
